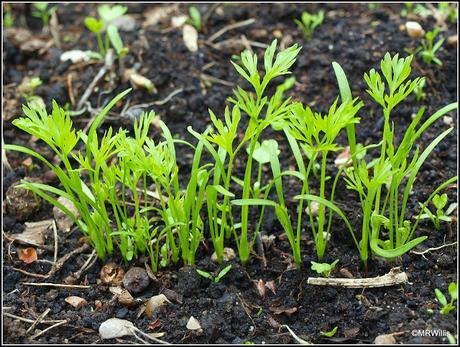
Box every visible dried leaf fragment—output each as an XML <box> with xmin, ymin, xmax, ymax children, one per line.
<box><xmin>100</xmin><ymin>263</ymin><xmax>125</xmax><ymax>286</ymax></box>
<box><xmin>65</xmin><ymin>296</ymin><xmax>87</xmax><ymax>309</ymax></box>
<box><xmin>124</xmin><ymin>69</ymin><xmax>157</xmax><ymax>93</ymax></box>
<box><xmin>405</xmin><ymin>21</ymin><xmax>425</xmax><ymax>39</ymax></box>
<box><xmin>109</xmin><ymin>286</ymin><xmax>135</xmax><ymax>306</ymax></box>
<box><xmin>18</xmin><ymin>247</ymin><xmax>38</xmax><ymax>264</ymax></box>
<box><xmin>186</xmin><ymin>316</ymin><xmax>202</xmax><ymax>331</ymax></box>
<box><xmin>144</xmin><ymin>294</ymin><xmax>171</xmax><ymax>318</ymax></box>
<box><xmin>147</xmin><ymin>319</ymin><xmax>162</xmax><ymax>330</ymax></box>
<box><xmin>53</xmin><ymin>197</ymin><xmax>80</xmax><ymax>232</ymax></box>
<box><xmin>269</xmin><ymin>306</ymin><xmax>298</xmax><ymax>316</ymax></box>
<box><xmin>254</xmin><ymin>279</ymin><xmax>266</xmax><ymax>298</ymax></box>
<box><xmin>9</xmin><ymin>219</ymin><xmax>53</xmax><ymax>247</ymax></box>
<box><xmin>265</xmin><ymin>280</ymin><xmax>277</xmax><ymax>295</ymax></box>
<box><xmin>211</xmin><ymin>247</ymin><xmax>236</xmax><ymax>263</ymax></box>
<box><xmin>374</xmin><ymin>333</ymin><xmax>396</xmax><ymax>344</ymax></box>
<box><xmin>183</xmin><ymin>24</ymin><xmax>198</xmax><ymax>52</ymax></box>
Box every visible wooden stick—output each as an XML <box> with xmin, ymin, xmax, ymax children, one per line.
<box><xmin>30</xmin><ymin>320</ymin><xmax>68</xmax><ymax>340</ymax></box>
<box><xmin>207</xmin><ymin>18</ymin><xmax>256</xmax><ymax>43</ymax></box>
<box><xmin>26</xmin><ymin>308</ymin><xmax>51</xmax><ymax>334</ymax></box>
<box><xmin>77</xmin><ymin>49</ymin><xmax>114</xmax><ymax>110</ymax></box>
<box><xmin>3</xmin><ymin>312</ymin><xmax>64</xmax><ymax>324</ymax></box>
<box><xmin>410</xmin><ymin>242</ymin><xmax>457</xmax><ymax>255</ymax></box>
<box><xmin>22</xmin><ymin>282</ymin><xmax>91</xmax><ymax>289</ymax></box>
<box><xmin>307</xmin><ymin>267</ymin><xmax>408</xmax><ymax>288</ymax></box>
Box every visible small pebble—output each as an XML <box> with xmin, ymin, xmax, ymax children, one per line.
<box><xmin>448</xmin><ymin>34</ymin><xmax>457</xmax><ymax>47</ymax></box>
<box><xmin>123</xmin><ymin>267</ymin><xmax>150</xmax><ymax>294</ymax></box>
<box><xmin>405</xmin><ymin>21</ymin><xmax>425</xmax><ymax>39</ymax></box>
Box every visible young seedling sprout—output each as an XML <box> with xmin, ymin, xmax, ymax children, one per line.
<box><xmin>294</xmin><ymin>10</ymin><xmax>325</xmax><ymax>41</ymax></box>
<box><xmin>84</xmin><ymin>5</ymin><xmax>128</xmax><ymax>61</ymax></box>
<box><xmin>412</xmin><ymin>77</ymin><xmax>426</xmax><ymax>101</ymax></box>
<box><xmin>196</xmin><ymin>264</ymin><xmax>232</xmax><ymax>283</ymax></box>
<box><xmin>416</xmin><ymin>28</ymin><xmax>445</xmax><ymax>65</ymax></box>
<box><xmin>435</xmin><ymin>282</ymin><xmax>458</xmax><ymax>315</ymax></box>
<box><xmin>31</xmin><ymin>2</ymin><xmax>57</xmax><ymax>31</ymax></box>
<box><xmin>188</xmin><ymin>6</ymin><xmax>202</xmax><ymax>31</ymax></box>
<box><xmin>418</xmin><ymin>193</ymin><xmax>457</xmax><ymax>231</ymax></box>
<box><xmin>310</xmin><ymin>259</ymin><xmax>339</xmax><ymax>277</ymax></box>
<box><xmin>334</xmin><ymin>52</ymin><xmax>458</xmax><ymax>269</ymax></box>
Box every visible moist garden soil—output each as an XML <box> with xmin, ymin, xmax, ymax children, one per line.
<box><xmin>2</xmin><ymin>2</ymin><xmax>458</xmax><ymax>344</ymax></box>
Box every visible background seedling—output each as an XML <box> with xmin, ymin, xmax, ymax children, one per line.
<box><xmin>418</xmin><ymin>193</ymin><xmax>457</xmax><ymax>231</ymax></box>
<box><xmin>18</xmin><ymin>77</ymin><xmax>46</xmax><ymax>110</ymax></box>
<box><xmin>320</xmin><ymin>326</ymin><xmax>338</xmax><ymax>337</ymax></box>
<box><xmin>3</xmin><ymin>8</ymin><xmax>14</xmax><ymax>27</ymax></box>
<box><xmin>416</xmin><ymin>28</ymin><xmax>444</xmax><ymax>65</ymax></box>
<box><xmin>412</xmin><ymin>77</ymin><xmax>426</xmax><ymax>101</ymax></box>
<box><xmin>84</xmin><ymin>5</ymin><xmax>128</xmax><ymax>60</ymax></box>
<box><xmin>295</xmin><ymin>10</ymin><xmax>325</xmax><ymax>41</ymax></box>
<box><xmin>32</xmin><ymin>2</ymin><xmax>57</xmax><ymax>30</ymax></box>
<box><xmin>311</xmin><ymin>259</ymin><xmax>339</xmax><ymax>277</ymax></box>
<box><xmin>196</xmin><ymin>264</ymin><xmax>232</xmax><ymax>283</ymax></box>
<box><xmin>435</xmin><ymin>282</ymin><xmax>458</xmax><ymax>315</ymax></box>
<box><xmin>334</xmin><ymin>52</ymin><xmax>458</xmax><ymax>268</ymax></box>
<box><xmin>188</xmin><ymin>6</ymin><xmax>202</xmax><ymax>31</ymax></box>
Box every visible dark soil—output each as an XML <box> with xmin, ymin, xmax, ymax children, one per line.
<box><xmin>2</xmin><ymin>2</ymin><xmax>458</xmax><ymax>344</ymax></box>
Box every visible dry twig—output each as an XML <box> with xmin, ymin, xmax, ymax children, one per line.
<box><xmin>22</xmin><ymin>282</ymin><xmax>91</xmax><ymax>289</ymax></box>
<box><xmin>26</xmin><ymin>308</ymin><xmax>51</xmax><ymax>335</ymax></box>
<box><xmin>207</xmin><ymin>18</ymin><xmax>256</xmax><ymax>43</ymax></box>
<box><xmin>307</xmin><ymin>267</ymin><xmax>408</xmax><ymax>288</ymax></box>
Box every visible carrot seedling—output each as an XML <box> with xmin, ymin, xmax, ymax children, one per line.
<box><xmin>196</xmin><ymin>264</ymin><xmax>232</xmax><ymax>283</ymax></box>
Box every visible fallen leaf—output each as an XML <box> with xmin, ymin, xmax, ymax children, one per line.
<box><xmin>343</xmin><ymin>327</ymin><xmax>360</xmax><ymax>338</ymax></box>
<box><xmin>161</xmin><ymin>288</ymin><xmax>183</xmax><ymax>305</ymax></box>
<box><xmin>374</xmin><ymin>333</ymin><xmax>396</xmax><ymax>344</ymax></box>
<box><xmin>254</xmin><ymin>279</ymin><xmax>266</xmax><ymax>298</ymax></box>
<box><xmin>304</xmin><ymin>201</ymin><xmax>319</xmax><ymax>217</ymax></box>
<box><xmin>147</xmin><ymin>319</ymin><xmax>162</xmax><ymax>330</ymax></box>
<box><xmin>144</xmin><ymin>294</ymin><xmax>171</xmax><ymax>318</ymax></box>
<box><xmin>9</xmin><ymin>219</ymin><xmax>53</xmax><ymax>247</ymax></box>
<box><xmin>143</xmin><ymin>5</ymin><xmax>178</xmax><ymax>28</ymax></box>
<box><xmin>99</xmin><ymin>318</ymin><xmax>135</xmax><ymax>339</ymax></box>
<box><xmin>100</xmin><ymin>263</ymin><xmax>125</xmax><ymax>286</ymax></box>
<box><xmin>21</xmin><ymin>157</ymin><xmax>33</xmax><ymax>172</ymax></box>
<box><xmin>186</xmin><ymin>316</ymin><xmax>202</xmax><ymax>331</ymax></box>
<box><xmin>267</xmin><ymin>316</ymin><xmax>281</xmax><ymax>329</ymax></box>
<box><xmin>443</xmin><ymin>116</ymin><xmax>454</xmax><ymax>126</ymax></box>
<box><xmin>18</xmin><ymin>247</ymin><xmax>38</xmax><ymax>264</ymax></box>
<box><xmin>334</xmin><ymin>147</ymin><xmax>351</xmax><ymax>168</ymax></box>
<box><xmin>123</xmin><ymin>69</ymin><xmax>156</xmax><ymax>93</ymax></box>
<box><xmin>261</xmin><ymin>235</ymin><xmax>276</xmax><ymax>249</ymax></box>
<box><xmin>20</xmin><ymin>38</ymin><xmax>48</xmax><ymax>53</ymax></box>
<box><xmin>269</xmin><ymin>306</ymin><xmax>298</xmax><ymax>316</ymax></box>
<box><xmin>171</xmin><ymin>15</ymin><xmax>188</xmax><ymax>28</ymax></box>
<box><xmin>5</xmin><ymin>27</ymin><xmax>32</xmax><ymax>45</ymax></box>
<box><xmin>183</xmin><ymin>24</ymin><xmax>198</xmax><ymax>52</ymax></box>
<box><xmin>60</xmin><ymin>50</ymin><xmax>92</xmax><ymax>63</ymax></box>
<box><xmin>339</xmin><ymin>268</ymin><xmax>354</xmax><ymax>279</ymax></box>
<box><xmin>265</xmin><ymin>280</ymin><xmax>277</xmax><ymax>295</ymax></box>
<box><xmin>94</xmin><ymin>300</ymin><xmax>104</xmax><ymax>311</ymax></box>
<box><xmin>53</xmin><ymin>197</ymin><xmax>80</xmax><ymax>232</ymax></box>
<box><xmin>211</xmin><ymin>247</ymin><xmax>236</xmax><ymax>263</ymax></box>
<box><xmin>65</xmin><ymin>296</ymin><xmax>87</xmax><ymax>309</ymax></box>
<box><xmin>111</xmin><ymin>15</ymin><xmax>137</xmax><ymax>32</ymax></box>
<box><xmin>109</xmin><ymin>286</ymin><xmax>135</xmax><ymax>306</ymax></box>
